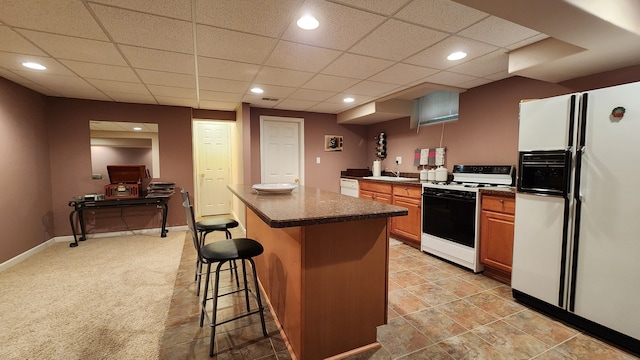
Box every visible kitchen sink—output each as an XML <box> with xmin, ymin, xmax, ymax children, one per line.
<box><xmin>362</xmin><ymin>176</ymin><xmax>417</xmax><ymax>182</ymax></box>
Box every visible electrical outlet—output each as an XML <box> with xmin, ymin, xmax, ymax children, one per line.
<box><xmin>396</xmin><ymin>156</ymin><xmax>402</xmax><ymax>164</ymax></box>
<box><xmin>316</xmin><ymin>157</ymin><xmax>321</xmax><ymax>164</ymax></box>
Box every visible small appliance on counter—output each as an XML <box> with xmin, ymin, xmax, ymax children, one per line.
<box><xmin>104</xmin><ymin>165</ymin><xmax>150</xmax><ymax>199</ymax></box>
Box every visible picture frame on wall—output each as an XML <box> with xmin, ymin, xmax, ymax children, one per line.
<box><xmin>324</xmin><ymin>135</ymin><xmax>343</xmax><ymax>151</ymax></box>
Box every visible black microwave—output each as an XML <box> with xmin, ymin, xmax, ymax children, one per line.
<box><xmin>517</xmin><ymin>150</ymin><xmax>571</xmax><ymax>197</ymax></box>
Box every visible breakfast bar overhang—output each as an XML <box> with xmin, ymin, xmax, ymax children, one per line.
<box><xmin>228</xmin><ymin>184</ymin><xmax>408</xmax><ymax>360</ymax></box>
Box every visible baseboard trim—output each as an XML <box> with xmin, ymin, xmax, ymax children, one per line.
<box><xmin>0</xmin><ymin>238</ymin><xmax>56</xmax><ymax>272</ymax></box>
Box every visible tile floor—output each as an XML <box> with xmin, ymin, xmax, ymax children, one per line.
<box><xmin>160</xmin><ymin>229</ymin><xmax>639</xmax><ymax>360</ymax></box>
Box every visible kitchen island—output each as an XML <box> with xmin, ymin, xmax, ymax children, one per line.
<box><xmin>228</xmin><ymin>184</ymin><xmax>408</xmax><ymax>360</ymax></box>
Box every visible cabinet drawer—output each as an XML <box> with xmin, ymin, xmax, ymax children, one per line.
<box><xmin>392</xmin><ymin>184</ymin><xmax>422</xmax><ymax>198</ymax></box>
<box><xmin>481</xmin><ymin>195</ymin><xmax>515</xmax><ymax>214</ymax></box>
<box><xmin>359</xmin><ymin>180</ymin><xmax>392</xmax><ymax>194</ymax></box>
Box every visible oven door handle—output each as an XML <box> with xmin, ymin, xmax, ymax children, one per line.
<box><xmin>423</xmin><ymin>193</ymin><xmax>476</xmax><ymax>202</ymax></box>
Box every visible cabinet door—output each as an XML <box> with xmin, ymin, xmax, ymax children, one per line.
<box><xmin>390</xmin><ymin>195</ymin><xmax>421</xmax><ymax>246</ymax></box>
<box><xmin>480</xmin><ymin>209</ymin><xmax>514</xmax><ymax>273</ymax></box>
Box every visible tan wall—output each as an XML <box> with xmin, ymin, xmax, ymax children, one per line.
<box><xmin>0</xmin><ymin>78</ymin><xmax>51</xmax><ymax>261</ymax></box>
<box><xmin>249</xmin><ymin>108</ymin><xmax>369</xmax><ymax>193</ymax></box>
<box><xmin>46</xmin><ymin>98</ymin><xmax>195</xmax><ymax>241</ymax></box>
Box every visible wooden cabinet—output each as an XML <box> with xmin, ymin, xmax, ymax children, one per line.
<box><xmin>390</xmin><ymin>184</ymin><xmax>422</xmax><ymax>249</ymax></box>
<box><xmin>480</xmin><ymin>193</ymin><xmax>515</xmax><ymax>284</ymax></box>
<box><xmin>359</xmin><ymin>180</ymin><xmax>392</xmax><ymax>204</ymax></box>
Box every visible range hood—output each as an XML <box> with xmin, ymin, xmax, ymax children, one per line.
<box><xmin>413</xmin><ymin>90</ymin><xmax>459</xmax><ymax>128</ymax></box>
<box><xmin>337</xmin><ymin>99</ymin><xmax>413</xmax><ymax>125</ymax></box>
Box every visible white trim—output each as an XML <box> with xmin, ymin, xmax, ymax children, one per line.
<box><xmin>0</xmin><ymin>226</ymin><xmax>187</xmax><ymax>272</ymax></box>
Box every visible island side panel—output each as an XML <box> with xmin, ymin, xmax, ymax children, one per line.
<box><xmin>302</xmin><ymin>218</ymin><xmax>389</xmax><ymax>359</ymax></box>
<box><xmin>246</xmin><ymin>208</ymin><xmax>303</xmax><ymax>359</ymax></box>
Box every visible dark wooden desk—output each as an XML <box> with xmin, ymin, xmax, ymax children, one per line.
<box><xmin>68</xmin><ymin>196</ymin><xmax>170</xmax><ymax>247</ymax></box>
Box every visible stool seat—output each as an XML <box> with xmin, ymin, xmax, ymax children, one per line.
<box><xmin>201</xmin><ymin>238</ymin><xmax>263</xmax><ymax>262</ymax></box>
<box><xmin>197</xmin><ymin>218</ymin><xmax>239</xmax><ymax>232</ymax></box>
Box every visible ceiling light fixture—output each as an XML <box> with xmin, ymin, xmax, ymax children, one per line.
<box><xmin>343</xmin><ymin>97</ymin><xmax>355</xmax><ymax>103</ymax></box>
<box><xmin>297</xmin><ymin>15</ymin><xmax>319</xmax><ymax>30</ymax></box>
<box><xmin>250</xmin><ymin>87</ymin><xmax>264</xmax><ymax>94</ymax></box>
<box><xmin>22</xmin><ymin>61</ymin><xmax>46</xmax><ymax>70</ymax></box>
<box><xmin>133</xmin><ymin>127</ymin><xmax>142</xmax><ymax>131</ymax></box>
<box><xmin>447</xmin><ymin>51</ymin><xmax>467</xmax><ymax>61</ymax></box>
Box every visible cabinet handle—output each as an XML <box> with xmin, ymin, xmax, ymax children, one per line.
<box><xmin>499</xmin><ymin>199</ymin><xmax>504</xmax><ymax>204</ymax></box>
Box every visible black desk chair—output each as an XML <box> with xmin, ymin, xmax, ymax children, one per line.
<box><xmin>182</xmin><ymin>200</ymin><xmax>268</xmax><ymax>357</ymax></box>
<box><xmin>180</xmin><ymin>189</ymin><xmax>240</xmax><ymax>295</ymax></box>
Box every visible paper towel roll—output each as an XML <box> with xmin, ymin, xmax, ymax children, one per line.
<box><xmin>372</xmin><ymin>160</ymin><xmax>381</xmax><ymax>177</ymax></box>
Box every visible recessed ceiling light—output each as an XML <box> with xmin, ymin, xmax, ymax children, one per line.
<box><xmin>250</xmin><ymin>87</ymin><xmax>264</xmax><ymax>94</ymax></box>
<box><xmin>133</xmin><ymin>127</ymin><xmax>142</xmax><ymax>131</ymax></box>
<box><xmin>22</xmin><ymin>61</ymin><xmax>46</xmax><ymax>70</ymax></box>
<box><xmin>343</xmin><ymin>97</ymin><xmax>355</xmax><ymax>103</ymax></box>
<box><xmin>297</xmin><ymin>15</ymin><xmax>319</xmax><ymax>30</ymax></box>
<box><xmin>447</xmin><ymin>51</ymin><xmax>467</xmax><ymax>61</ymax></box>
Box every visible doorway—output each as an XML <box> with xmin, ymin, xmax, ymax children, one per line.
<box><xmin>260</xmin><ymin>116</ymin><xmax>304</xmax><ymax>185</ymax></box>
<box><xmin>193</xmin><ymin>120</ymin><xmax>232</xmax><ymax>217</ymax></box>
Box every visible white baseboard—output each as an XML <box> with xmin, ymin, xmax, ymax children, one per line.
<box><xmin>0</xmin><ymin>238</ymin><xmax>56</xmax><ymax>272</ymax></box>
<box><xmin>0</xmin><ymin>226</ymin><xmax>187</xmax><ymax>272</ymax></box>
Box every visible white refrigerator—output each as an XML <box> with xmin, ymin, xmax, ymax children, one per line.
<box><xmin>512</xmin><ymin>81</ymin><xmax>640</xmax><ymax>355</ymax></box>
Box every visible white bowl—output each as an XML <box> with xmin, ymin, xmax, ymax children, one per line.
<box><xmin>251</xmin><ymin>183</ymin><xmax>298</xmax><ymax>195</ymax></box>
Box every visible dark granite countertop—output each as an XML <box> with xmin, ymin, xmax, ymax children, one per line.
<box><xmin>479</xmin><ymin>187</ymin><xmax>516</xmax><ymax>197</ymax></box>
<box><xmin>228</xmin><ymin>184</ymin><xmax>408</xmax><ymax>228</ymax></box>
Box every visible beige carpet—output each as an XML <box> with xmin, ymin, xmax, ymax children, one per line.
<box><xmin>0</xmin><ymin>231</ymin><xmax>185</xmax><ymax>360</ymax></box>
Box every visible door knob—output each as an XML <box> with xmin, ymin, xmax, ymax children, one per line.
<box><xmin>294</xmin><ymin>178</ymin><xmax>299</xmax><ymax>183</ymax></box>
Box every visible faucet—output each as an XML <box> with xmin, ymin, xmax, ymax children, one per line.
<box><xmin>395</xmin><ymin>160</ymin><xmax>400</xmax><ymax>177</ymax></box>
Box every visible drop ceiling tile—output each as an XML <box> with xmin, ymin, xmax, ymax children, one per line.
<box><xmin>287</xmin><ymin>88</ymin><xmax>335</xmax><ymax>102</ymax></box>
<box><xmin>198</xmin><ymin>77</ymin><xmax>249</xmax><ymax>93</ymax></box>
<box><xmin>200</xmin><ymin>90</ymin><xmax>243</xmax><ymax>102</ymax></box>
<box><xmin>350</xmin><ymin>19</ymin><xmax>448</xmax><ymax>61</ymax></box>
<box><xmin>306</xmin><ymin>101</ymin><xmax>351</xmax><ymax>114</ymax></box>
<box><xmin>138</xmin><ymin>69</ymin><xmax>195</xmax><ymax>88</ymax></box>
<box><xmin>506</xmin><ymin>33</ymin><xmax>549</xmax><ymax>50</ymax></box>
<box><xmin>104</xmin><ymin>92</ymin><xmax>158</xmax><ymax>104</ymax></box>
<box><xmin>265</xmin><ymin>41</ymin><xmax>341</xmax><ymax>72</ymax></box>
<box><xmin>0</xmin><ymin>26</ymin><xmax>47</xmax><ymax>56</ymax></box>
<box><xmin>301</xmin><ymin>73</ymin><xmax>360</xmax><ymax>92</ymax></box>
<box><xmin>60</xmin><ymin>60</ymin><xmax>139</xmax><ymax>82</ymax></box>
<box><xmin>10</xmin><ymin>71</ymin><xmax>95</xmax><ymax>92</ymax></box>
<box><xmin>245</xmin><ymin>84</ymin><xmax>296</xmax><ymax>98</ymax></box>
<box><xmin>199</xmin><ymin>100</ymin><xmax>239</xmax><ymax>111</ymax></box>
<box><xmin>449</xmin><ymin>50</ymin><xmax>508</xmax><ymax>77</ymax></box>
<box><xmin>424</xmin><ymin>70</ymin><xmax>477</xmax><ymax>86</ymax></box>
<box><xmin>154</xmin><ymin>96</ymin><xmax>198</xmax><ymax>108</ymax></box>
<box><xmin>0</xmin><ymin>69</ymin><xmax>61</xmax><ymax>96</ymax></box>
<box><xmin>17</xmin><ymin>29</ymin><xmax>127</xmax><ymax>66</ymax></box>
<box><xmin>458</xmin><ymin>16</ymin><xmax>540</xmax><ymax>48</ymax></box>
<box><xmin>280</xmin><ymin>1</ymin><xmax>385</xmax><ymax>51</ymax></box>
<box><xmin>147</xmin><ymin>85</ymin><xmax>196</xmax><ymax>98</ymax></box>
<box><xmin>254</xmin><ymin>66</ymin><xmax>315</xmax><ymax>87</ymax></box>
<box><xmin>197</xmin><ymin>25</ymin><xmax>276</xmax><ymax>64</ymax></box>
<box><xmin>321</xmin><ymin>53</ymin><xmax>394</xmax><ymax>79</ymax></box>
<box><xmin>457</xmin><ymin>77</ymin><xmax>493</xmax><ymax>89</ymax></box>
<box><xmin>404</xmin><ymin>36</ymin><xmax>498</xmax><ymax>70</ymax></box>
<box><xmin>275</xmin><ymin>98</ymin><xmax>318</xmax><ymax>111</ymax></box>
<box><xmin>368</xmin><ymin>63</ymin><xmax>439</xmax><ymax>85</ymax></box>
<box><xmin>330</xmin><ymin>0</ymin><xmax>410</xmax><ymax>15</ymax></box>
<box><xmin>343</xmin><ymin>80</ymin><xmax>401</xmax><ymax>97</ymax></box>
<box><xmin>394</xmin><ymin>0</ymin><xmax>488</xmax><ymax>33</ymax></box>
<box><xmin>90</xmin><ymin>3</ymin><xmax>193</xmax><ymax>53</ymax></box>
<box><xmin>324</xmin><ymin>93</ymin><xmax>373</xmax><ymax>104</ymax></box>
<box><xmin>0</xmin><ymin>0</ymin><xmax>108</xmax><ymax>40</ymax></box>
<box><xmin>55</xmin><ymin>88</ymin><xmax>112</xmax><ymax>101</ymax></box>
<box><xmin>0</xmin><ymin>52</ymin><xmax>74</xmax><ymax>75</ymax></box>
<box><xmin>90</xmin><ymin>0</ymin><xmax>192</xmax><ymax>21</ymax></box>
<box><xmin>86</xmin><ymin>78</ymin><xmax>149</xmax><ymax>94</ymax></box>
<box><xmin>196</xmin><ymin>0</ymin><xmax>300</xmax><ymax>38</ymax></box>
<box><xmin>242</xmin><ymin>94</ymin><xmax>280</xmax><ymax>108</ymax></box>
<box><xmin>121</xmin><ymin>46</ymin><xmax>195</xmax><ymax>74</ymax></box>
<box><xmin>198</xmin><ymin>56</ymin><xmax>260</xmax><ymax>81</ymax></box>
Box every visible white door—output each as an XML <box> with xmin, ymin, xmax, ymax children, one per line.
<box><xmin>570</xmin><ymin>82</ymin><xmax>640</xmax><ymax>339</ymax></box>
<box><xmin>260</xmin><ymin>116</ymin><xmax>303</xmax><ymax>184</ymax></box>
<box><xmin>194</xmin><ymin>121</ymin><xmax>231</xmax><ymax>216</ymax></box>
